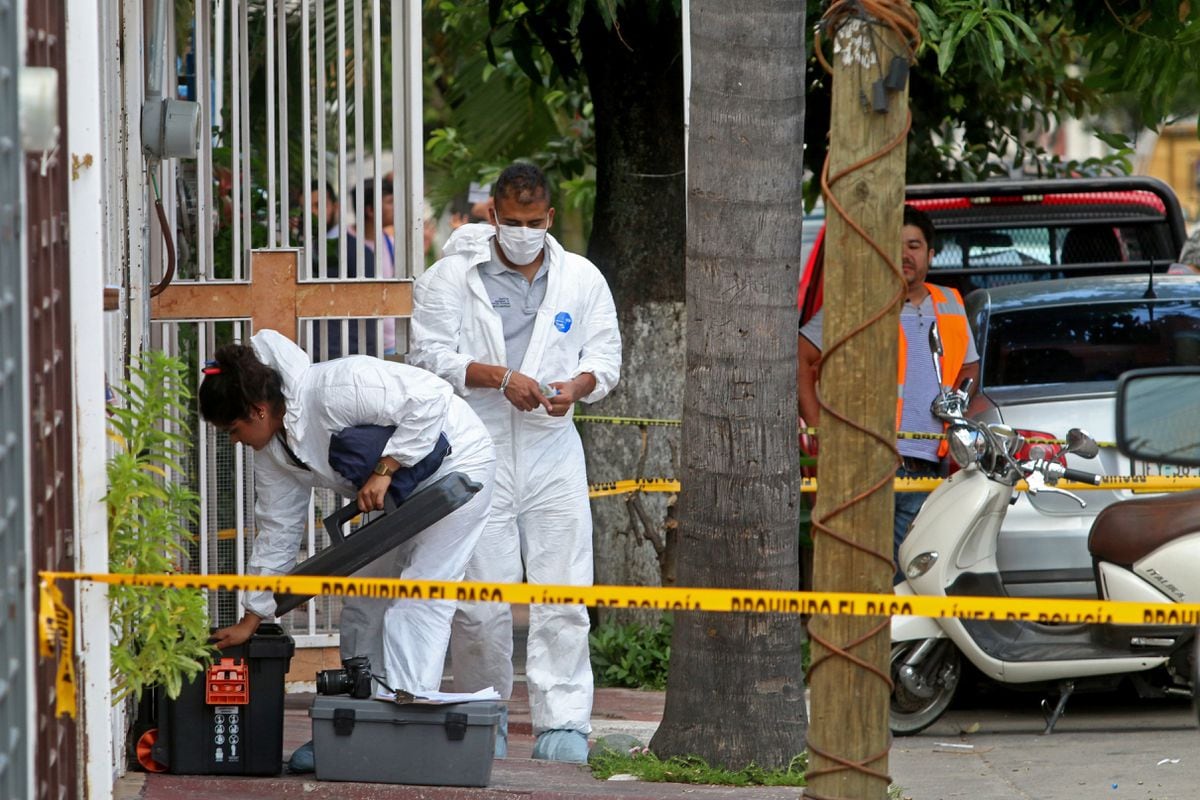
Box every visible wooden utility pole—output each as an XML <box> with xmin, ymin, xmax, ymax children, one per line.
<box><xmin>806</xmin><ymin>8</ymin><xmax>912</xmax><ymax>800</ymax></box>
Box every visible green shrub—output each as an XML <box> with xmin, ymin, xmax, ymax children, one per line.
<box><xmin>589</xmin><ymin>614</ymin><xmax>672</xmax><ymax>690</ymax></box>
<box><xmin>107</xmin><ymin>351</ymin><xmax>212</xmax><ymax>702</ymax></box>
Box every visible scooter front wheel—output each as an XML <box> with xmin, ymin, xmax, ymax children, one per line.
<box><xmin>890</xmin><ymin>639</ymin><xmax>961</xmax><ymax>736</ymax></box>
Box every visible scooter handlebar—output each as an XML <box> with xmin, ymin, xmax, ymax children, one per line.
<box><xmin>1062</xmin><ymin>468</ymin><xmax>1102</xmax><ymax>485</ymax></box>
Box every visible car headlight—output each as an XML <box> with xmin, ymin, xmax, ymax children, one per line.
<box><xmin>947</xmin><ymin>426</ymin><xmax>982</xmax><ymax>468</ymax></box>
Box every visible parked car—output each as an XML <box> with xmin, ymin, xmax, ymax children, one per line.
<box><xmin>799</xmin><ymin>176</ymin><xmax>1188</xmax><ymax>324</ymax></box>
<box><xmin>966</xmin><ymin>275</ymin><xmax>1200</xmax><ymax>599</ymax></box>
<box><xmin>798</xmin><ymin>178</ymin><xmax>1193</xmax><ymax>595</ymax></box>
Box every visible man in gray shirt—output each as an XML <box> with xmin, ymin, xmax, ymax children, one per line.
<box><xmin>478</xmin><ymin>248</ymin><xmax>549</xmax><ymax>373</ymax></box>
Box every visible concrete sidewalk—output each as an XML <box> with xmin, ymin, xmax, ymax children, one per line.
<box><xmin>116</xmin><ymin>680</ymin><xmax>801</xmax><ymax>800</ymax></box>
<box><xmin>117</xmin><ymin>682</ymin><xmax>1200</xmax><ymax>800</ymax></box>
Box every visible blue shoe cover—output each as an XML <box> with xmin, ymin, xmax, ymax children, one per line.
<box><xmin>531</xmin><ymin>729</ymin><xmax>589</xmax><ymax>763</ymax></box>
<box><xmin>287</xmin><ymin>740</ymin><xmax>315</xmax><ymax>773</ymax></box>
<box><xmin>493</xmin><ymin>705</ymin><xmax>509</xmax><ymax>758</ymax></box>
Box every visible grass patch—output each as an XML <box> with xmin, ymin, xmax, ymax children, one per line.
<box><xmin>588</xmin><ymin>748</ymin><xmax>807</xmax><ymax>787</ymax></box>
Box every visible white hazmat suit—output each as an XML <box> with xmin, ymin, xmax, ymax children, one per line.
<box><xmin>408</xmin><ymin>223</ymin><xmax>621</xmax><ymax>739</ymax></box>
<box><xmin>241</xmin><ymin>330</ymin><xmax>495</xmax><ymax>693</ymax></box>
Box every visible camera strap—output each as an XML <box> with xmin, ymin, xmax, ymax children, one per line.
<box><xmin>371</xmin><ymin>673</ymin><xmax>414</xmax><ymax>704</ymax></box>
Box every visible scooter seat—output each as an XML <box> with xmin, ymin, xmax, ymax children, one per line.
<box><xmin>1088</xmin><ymin>488</ymin><xmax>1200</xmax><ymax>567</ymax></box>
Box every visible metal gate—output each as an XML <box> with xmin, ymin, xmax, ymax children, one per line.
<box><xmin>0</xmin><ymin>0</ymin><xmax>28</xmax><ymax>796</ymax></box>
<box><xmin>25</xmin><ymin>1</ymin><xmax>78</xmax><ymax>798</ymax></box>
<box><xmin>151</xmin><ymin>0</ymin><xmax>423</xmax><ymax>645</ymax></box>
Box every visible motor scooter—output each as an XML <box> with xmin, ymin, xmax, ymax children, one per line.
<box><xmin>889</xmin><ymin>326</ymin><xmax>1198</xmax><ymax>735</ymax></box>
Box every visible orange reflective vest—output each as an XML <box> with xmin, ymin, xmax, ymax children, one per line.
<box><xmin>897</xmin><ymin>284</ymin><xmax>970</xmax><ymax>457</ymax></box>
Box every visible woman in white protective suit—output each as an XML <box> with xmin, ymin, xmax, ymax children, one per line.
<box><xmin>408</xmin><ymin>162</ymin><xmax>621</xmax><ymax>763</ymax></box>
<box><xmin>198</xmin><ymin>329</ymin><xmax>495</xmax><ymax>769</ymax></box>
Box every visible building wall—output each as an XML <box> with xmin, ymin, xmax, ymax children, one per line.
<box><xmin>1146</xmin><ymin>121</ymin><xmax>1200</xmax><ymax>227</ymax></box>
<box><xmin>25</xmin><ymin>0</ymin><xmax>80</xmax><ymax>796</ymax></box>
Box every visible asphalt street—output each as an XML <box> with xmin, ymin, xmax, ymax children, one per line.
<box><xmin>889</xmin><ymin>687</ymin><xmax>1199</xmax><ymax>799</ymax></box>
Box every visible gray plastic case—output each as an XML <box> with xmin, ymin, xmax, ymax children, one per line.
<box><xmin>309</xmin><ymin>696</ymin><xmax>501</xmax><ymax>786</ymax></box>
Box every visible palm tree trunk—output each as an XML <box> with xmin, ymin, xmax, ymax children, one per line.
<box><xmin>650</xmin><ymin>0</ymin><xmax>808</xmax><ymax>767</ymax></box>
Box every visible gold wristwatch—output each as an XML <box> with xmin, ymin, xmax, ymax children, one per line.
<box><xmin>372</xmin><ymin>460</ymin><xmax>396</xmax><ymax>477</ymax></box>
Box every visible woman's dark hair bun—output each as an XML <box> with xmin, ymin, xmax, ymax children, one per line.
<box><xmin>198</xmin><ymin>342</ymin><xmax>284</xmax><ymax>426</ymax></box>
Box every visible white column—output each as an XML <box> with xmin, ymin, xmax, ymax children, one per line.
<box><xmin>65</xmin><ymin>0</ymin><xmax>114</xmax><ymax>795</ymax></box>
<box><xmin>122</xmin><ymin>0</ymin><xmax>149</xmax><ymax>351</ymax></box>
<box><xmin>391</xmin><ymin>0</ymin><xmax>422</xmax><ymax>277</ymax></box>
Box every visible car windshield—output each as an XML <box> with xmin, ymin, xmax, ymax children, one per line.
<box><xmin>983</xmin><ymin>301</ymin><xmax>1200</xmax><ymax>387</ymax></box>
<box><xmin>931</xmin><ymin>222</ymin><xmax>1177</xmax><ymax>294</ymax></box>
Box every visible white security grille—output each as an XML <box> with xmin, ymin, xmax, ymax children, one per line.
<box><xmin>152</xmin><ymin>0</ymin><xmax>422</xmax><ymax>644</ymax></box>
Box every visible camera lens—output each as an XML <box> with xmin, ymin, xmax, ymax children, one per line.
<box><xmin>315</xmin><ymin>667</ymin><xmax>348</xmax><ymax>696</ymax></box>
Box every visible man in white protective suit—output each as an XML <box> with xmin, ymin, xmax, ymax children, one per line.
<box><xmin>408</xmin><ymin>162</ymin><xmax>621</xmax><ymax>763</ymax></box>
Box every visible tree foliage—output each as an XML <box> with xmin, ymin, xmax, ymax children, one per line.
<box><xmin>435</xmin><ymin>1</ymin><xmax>1200</xmax><ymax>204</ymax></box>
<box><xmin>802</xmin><ymin>1</ymin><xmax>1200</xmax><ymax>200</ymax></box>
<box><xmin>423</xmin><ymin>1</ymin><xmax>598</xmax><ymax>217</ymax></box>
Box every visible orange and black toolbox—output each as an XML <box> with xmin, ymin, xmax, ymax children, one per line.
<box><xmin>134</xmin><ymin>624</ymin><xmax>295</xmax><ymax>775</ymax></box>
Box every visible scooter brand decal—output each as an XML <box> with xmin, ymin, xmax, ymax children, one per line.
<box><xmin>554</xmin><ymin>311</ymin><xmax>572</xmax><ymax>332</ymax></box>
<box><xmin>1141</xmin><ymin>567</ymin><xmax>1186</xmax><ymax>601</ymax></box>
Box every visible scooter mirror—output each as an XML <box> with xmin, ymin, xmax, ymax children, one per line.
<box><xmin>1064</xmin><ymin>428</ymin><xmax>1099</xmax><ymax>459</ymax></box>
<box><xmin>928</xmin><ymin>319</ymin><xmax>944</xmax><ymax>390</ymax></box>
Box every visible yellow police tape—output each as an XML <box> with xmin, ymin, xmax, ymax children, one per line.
<box><xmin>41</xmin><ymin>570</ymin><xmax>1200</xmax><ymax>625</ymax></box>
<box><xmin>202</xmin><ymin>474</ymin><xmax>1197</xmax><ymax>540</ymax></box>
<box><xmin>589</xmin><ymin>478</ymin><xmax>682</xmax><ymax>498</ymax></box>
<box><xmin>587</xmin><ymin>474</ymin><xmax>1200</xmax><ymax>498</ymax></box>
<box><xmin>38</xmin><ymin>569</ymin><xmax>1200</xmax><ymax>719</ymax></box>
<box><xmin>37</xmin><ymin>580</ymin><xmax>77</xmax><ymax>719</ymax></box>
<box><xmin>575</xmin><ymin>415</ymin><xmax>1120</xmax><ymax>449</ymax></box>
<box><xmin>575</xmin><ymin>414</ymin><xmax>681</xmax><ymax>427</ymax></box>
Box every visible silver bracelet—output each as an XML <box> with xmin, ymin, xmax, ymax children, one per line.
<box><xmin>499</xmin><ymin>368</ymin><xmax>514</xmax><ymax>393</ymax></box>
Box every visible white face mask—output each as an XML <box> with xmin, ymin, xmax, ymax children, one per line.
<box><xmin>495</xmin><ymin>222</ymin><xmax>548</xmax><ymax>266</ymax></box>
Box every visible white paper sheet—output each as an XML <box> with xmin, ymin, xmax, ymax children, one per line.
<box><xmin>374</xmin><ymin>685</ymin><xmax>502</xmax><ymax>705</ymax></box>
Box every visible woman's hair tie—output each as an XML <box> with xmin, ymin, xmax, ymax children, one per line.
<box><xmin>202</xmin><ymin>360</ymin><xmax>221</xmax><ymax>376</ymax></box>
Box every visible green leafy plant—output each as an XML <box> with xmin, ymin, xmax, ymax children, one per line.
<box><xmin>588</xmin><ymin>747</ymin><xmax>807</xmax><ymax>787</ymax></box>
<box><xmin>589</xmin><ymin>614</ymin><xmax>672</xmax><ymax>690</ymax></box>
<box><xmin>107</xmin><ymin>351</ymin><xmax>212</xmax><ymax>702</ymax></box>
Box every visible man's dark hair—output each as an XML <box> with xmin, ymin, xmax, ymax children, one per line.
<box><xmin>349</xmin><ymin>177</ymin><xmax>394</xmax><ymax>214</ymax></box>
<box><xmin>311</xmin><ymin>180</ymin><xmax>338</xmax><ymax>206</ymax></box>
<box><xmin>903</xmin><ymin>205</ymin><xmax>936</xmax><ymax>250</ymax></box>
<box><xmin>493</xmin><ymin>162</ymin><xmax>551</xmax><ymax>205</ymax></box>
<box><xmin>351</xmin><ymin>178</ymin><xmax>376</xmax><ymax>214</ymax></box>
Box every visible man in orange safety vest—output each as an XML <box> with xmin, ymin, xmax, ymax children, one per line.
<box><xmin>797</xmin><ymin>205</ymin><xmax>980</xmax><ymax>582</ymax></box>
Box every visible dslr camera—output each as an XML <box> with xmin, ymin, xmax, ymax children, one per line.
<box><xmin>315</xmin><ymin>655</ymin><xmax>374</xmax><ymax>699</ymax></box>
